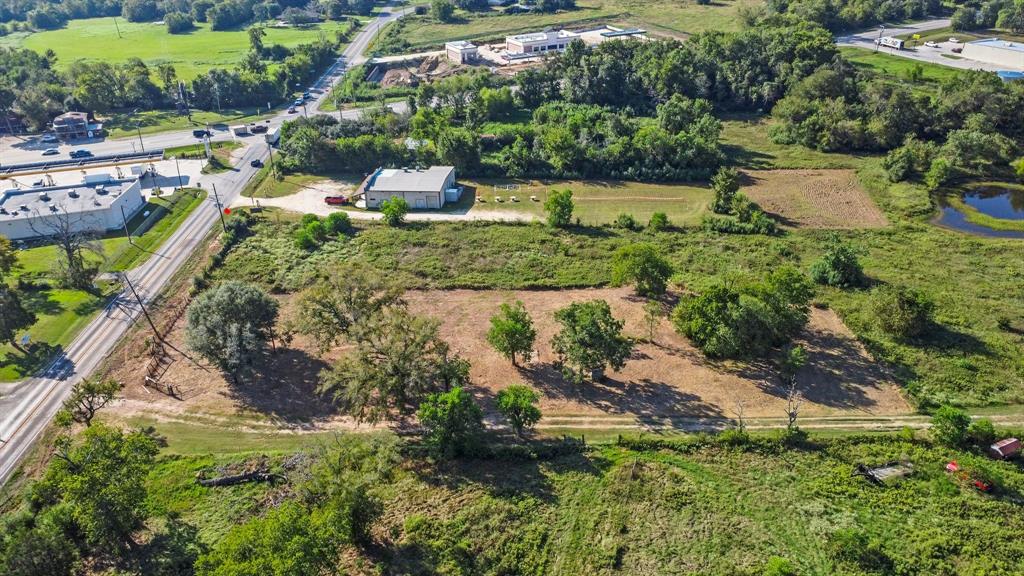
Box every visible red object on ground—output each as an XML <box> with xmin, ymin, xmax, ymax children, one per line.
<box><xmin>973</xmin><ymin>479</ymin><xmax>993</xmax><ymax>492</ymax></box>
<box><xmin>324</xmin><ymin>196</ymin><xmax>348</xmax><ymax>206</ymax></box>
<box><xmin>945</xmin><ymin>461</ymin><xmax>960</xmax><ymax>473</ymax></box>
<box><xmin>990</xmin><ymin>438</ymin><xmax>1021</xmax><ymax>460</ymax></box>
<box><xmin>223</xmin><ymin>207</ymin><xmax>231</xmax><ymax>215</ymax></box>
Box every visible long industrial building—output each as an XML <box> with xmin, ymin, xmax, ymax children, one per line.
<box><xmin>0</xmin><ymin>175</ymin><xmax>145</xmax><ymax>241</ymax></box>
<box><xmin>962</xmin><ymin>38</ymin><xmax>1024</xmax><ymax>70</ymax></box>
<box><xmin>362</xmin><ymin>166</ymin><xmax>458</xmax><ymax>210</ymax></box>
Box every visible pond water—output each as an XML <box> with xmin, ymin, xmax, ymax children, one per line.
<box><xmin>935</xmin><ymin>186</ymin><xmax>1024</xmax><ymax>239</ymax></box>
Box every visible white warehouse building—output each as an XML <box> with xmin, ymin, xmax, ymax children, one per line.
<box><xmin>0</xmin><ymin>175</ymin><xmax>145</xmax><ymax>241</ymax></box>
<box><xmin>505</xmin><ymin>29</ymin><xmax>580</xmax><ymax>55</ymax></box>
<box><xmin>362</xmin><ymin>166</ymin><xmax>458</xmax><ymax>210</ymax></box>
<box><xmin>962</xmin><ymin>38</ymin><xmax>1024</xmax><ymax>70</ymax></box>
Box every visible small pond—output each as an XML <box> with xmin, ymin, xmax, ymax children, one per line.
<box><xmin>935</xmin><ymin>185</ymin><xmax>1024</xmax><ymax>239</ymax></box>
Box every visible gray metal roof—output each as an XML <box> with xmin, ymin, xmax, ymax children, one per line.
<box><xmin>0</xmin><ymin>178</ymin><xmax>136</xmax><ymax>218</ymax></box>
<box><xmin>367</xmin><ymin>166</ymin><xmax>455</xmax><ymax>193</ymax></box>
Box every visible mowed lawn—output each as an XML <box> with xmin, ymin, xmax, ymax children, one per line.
<box><xmin>459</xmin><ymin>179</ymin><xmax>713</xmax><ymax>225</ymax></box>
<box><xmin>382</xmin><ymin>0</ymin><xmax>760</xmax><ymax>50</ymax></box>
<box><xmin>0</xmin><ymin>189</ymin><xmax>205</xmax><ymax>381</ymax></box>
<box><xmin>0</xmin><ymin>18</ymin><xmax>352</xmax><ymax>80</ymax></box>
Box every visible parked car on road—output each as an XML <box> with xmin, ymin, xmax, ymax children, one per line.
<box><xmin>41</xmin><ymin>148</ymin><xmax>59</xmax><ymax>156</ymax></box>
<box><xmin>69</xmin><ymin>149</ymin><xmax>93</xmax><ymax>159</ymax></box>
<box><xmin>250</xmin><ymin>124</ymin><xmax>268</xmax><ymax>134</ymax></box>
<box><xmin>303</xmin><ymin>91</ymin><xmax>312</xmax><ymax>100</ymax></box>
<box><xmin>293</xmin><ymin>99</ymin><xmax>304</xmax><ymax>107</ymax></box>
<box><xmin>287</xmin><ymin>107</ymin><xmax>297</xmax><ymax>114</ymax></box>
<box><xmin>949</xmin><ymin>37</ymin><xmax>960</xmax><ymax>43</ymax></box>
<box><xmin>324</xmin><ymin>196</ymin><xmax>348</xmax><ymax>206</ymax></box>
<box><xmin>250</xmin><ymin>159</ymin><xmax>263</xmax><ymax>168</ymax></box>
<box><xmin>192</xmin><ymin>129</ymin><xmax>211</xmax><ymax>138</ymax></box>
<box><xmin>924</xmin><ymin>41</ymin><xmax>939</xmax><ymax>48</ymax></box>
<box><xmin>40</xmin><ymin>134</ymin><xmax>59</xmax><ymax>143</ymax></box>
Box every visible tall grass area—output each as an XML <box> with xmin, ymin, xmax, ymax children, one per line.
<box><xmin>216</xmin><ymin>165</ymin><xmax>1024</xmax><ymax>406</ymax></box>
<box><xmin>138</xmin><ymin>431</ymin><xmax>1024</xmax><ymax>574</ymax></box>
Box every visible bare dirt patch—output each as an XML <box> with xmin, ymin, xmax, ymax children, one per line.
<box><xmin>106</xmin><ymin>287</ymin><xmax>910</xmax><ymax>430</ymax></box>
<box><xmin>742</xmin><ymin>169</ymin><xmax>889</xmax><ymax>229</ymax></box>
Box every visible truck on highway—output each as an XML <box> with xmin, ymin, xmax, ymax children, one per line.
<box><xmin>265</xmin><ymin>126</ymin><xmax>281</xmax><ymax>145</ymax></box>
<box><xmin>876</xmin><ymin>36</ymin><xmax>905</xmax><ymax>50</ymax></box>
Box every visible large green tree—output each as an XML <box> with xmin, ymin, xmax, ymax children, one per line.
<box><xmin>318</xmin><ymin>308</ymin><xmax>469</xmax><ymax>423</ymax></box>
<box><xmin>57</xmin><ymin>378</ymin><xmax>122</xmax><ymax>427</ymax></box>
<box><xmin>544</xmin><ymin>189</ymin><xmax>574</xmax><ymax>227</ymax></box>
<box><xmin>610</xmin><ymin>243</ymin><xmax>674</xmax><ymax>296</ymax></box>
<box><xmin>45</xmin><ymin>424</ymin><xmax>159</xmax><ymax>550</ymax></box>
<box><xmin>0</xmin><ymin>285</ymin><xmax>36</xmax><ymax>354</ymax></box>
<box><xmin>293</xmin><ymin>265</ymin><xmax>404</xmax><ymax>353</ymax></box>
<box><xmin>551</xmin><ymin>300</ymin><xmax>633</xmax><ymax>383</ymax></box>
<box><xmin>185</xmin><ymin>281</ymin><xmax>279</xmax><ymax>381</ymax></box>
<box><xmin>486</xmin><ymin>301</ymin><xmax>536</xmax><ymax>367</ymax></box>
<box><xmin>496</xmin><ymin>384</ymin><xmax>541</xmax><ymax>437</ymax></box>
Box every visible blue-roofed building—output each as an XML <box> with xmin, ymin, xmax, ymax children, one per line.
<box><xmin>962</xmin><ymin>38</ymin><xmax>1024</xmax><ymax>70</ymax></box>
<box><xmin>997</xmin><ymin>70</ymin><xmax>1024</xmax><ymax>82</ymax></box>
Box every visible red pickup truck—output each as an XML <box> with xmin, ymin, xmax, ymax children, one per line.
<box><xmin>324</xmin><ymin>196</ymin><xmax>348</xmax><ymax>206</ymax></box>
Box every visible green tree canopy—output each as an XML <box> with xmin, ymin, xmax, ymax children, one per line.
<box><xmin>931</xmin><ymin>405</ymin><xmax>971</xmax><ymax>447</ymax></box>
<box><xmin>44</xmin><ymin>424</ymin><xmax>159</xmax><ymax>550</ymax></box>
<box><xmin>610</xmin><ymin>243</ymin><xmax>674</xmax><ymax>296</ymax></box>
<box><xmin>417</xmin><ymin>386</ymin><xmax>484</xmax><ymax>458</ymax></box>
<box><xmin>318</xmin><ymin>308</ymin><xmax>469</xmax><ymax>423</ymax></box>
<box><xmin>0</xmin><ymin>285</ymin><xmax>36</xmax><ymax>354</ymax></box>
<box><xmin>871</xmin><ymin>285</ymin><xmax>935</xmax><ymax>339</ymax></box>
<box><xmin>57</xmin><ymin>378</ymin><xmax>122</xmax><ymax>427</ymax></box>
<box><xmin>809</xmin><ymin>234</ymin><xmax>866</xmax><ymax>288</ymax></box>
<box><xmin>551</xmin><ymin>300</ymin><xmax>633</xmax><ymax>383</ymax></box>
<box><xmin>380</xmin><ymin>197</ymin><xmax>409</xmax><ymax>226</ymax></box>
<box><xmin>185</xmin><ymin>281</ymin><xmax>279</xmax><ymax>380</ymax></box>
<box><xmin>486</xmin><ymin>300</ymin><xmax>536</xmax><ymax>367</ymax></box>
<box><xmin>293</xmin><ymin>265</ymin><xmax>405</xmax><ymax>353</ymax></box>
<box><xmin>544</xmin><ymin>188</ymin><xmax>574</xmax><ymax>227</ymax></box>
<box><xmin>496</xmin><ymin>384</ymin><xmax>541</xmax><ymax>437</ymax></box>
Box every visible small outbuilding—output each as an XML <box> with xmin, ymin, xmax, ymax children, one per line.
<box><xmin>990</xmin><ymin>438</ymin><xmax>1020</xmax><ymax>460</ymax></box>
<box><xmin>363</xmin><ymin>166</ymin><xmax>457</xmax><ymax>210</ymax></box>
<box><xmin>445</xmin><ymin>41</ymin><xmax>479</xmax><ymax>64</ymax></box>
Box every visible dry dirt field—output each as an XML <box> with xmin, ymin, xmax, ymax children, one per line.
<box><xmin>105</xmin><ymin>288</ymin><xmax>911</xmax><ymax>432</ymax></box>
<box><xmin>742</xmin><ymin>169</ymin><xmax>889</xmax><ymax>229</ymax></box>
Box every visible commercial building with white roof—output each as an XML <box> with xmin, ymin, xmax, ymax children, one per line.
<box><xmin>362</xmin><ymin>166</ymin><xmax>457</xmax><ymax>210</ymax></box>
<box><xmin>962</xmin><ymin>38</ymin><xmax>1024</xmax><ymax>70</ymax></box>
<box><xmin>0</xmin><ymin>175</ymin><xmax>145</xmax><ymax>241</ymax></box>
<box><xmin>505</xmin><ymin>29</ymin><xmax>580</xmax><ymax>55</ymax></box>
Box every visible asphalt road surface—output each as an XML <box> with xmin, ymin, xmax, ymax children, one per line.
<box><xmin>0</xmin><ymin>3</ymin><xmax>409</xmax><ymax>485</ymax></box>
<box><xmin>836</xmin><ymin>18</ymin><xmax>1022</xmax><ymax>72</ymax></box>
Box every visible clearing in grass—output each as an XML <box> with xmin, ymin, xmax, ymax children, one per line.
<box><xmin>741</xmin><ymin>169</ymin><xmax>889</xmax><ymax>229</ymax></box>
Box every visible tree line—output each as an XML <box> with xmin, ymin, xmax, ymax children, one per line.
<box><xmin>0</xmin><ymin>20</ymin><xmax>354</xmax><ymax>131</ymax></box>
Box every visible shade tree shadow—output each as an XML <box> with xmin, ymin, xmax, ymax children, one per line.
<box><xmin>224</xmin><ymin>347</ymin><xmax>337</xmax><ymax>424</ymax></box>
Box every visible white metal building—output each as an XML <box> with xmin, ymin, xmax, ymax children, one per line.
<box><xmin>505</xmin><ymin>30</ymin><xmax>580</xmax><ymax>55</ymax></box>
<box><xmin>446</xmin><ymin>41</ymin><xmax>479</xmax><ymax>64</ymax></box>
<box><xmin>363</xmin><ymin>166</ymin><xmax>457</xmax><ymax>210</ymax></box>
<box><xmin>962</xmin><ymin>38</ymin><xmax>1024</xmax><ymax>70</ymax></box>
<box><xmin>0</xmin><ymin>176</ymin><xmax>145</xmax><ymax>241</ymax></box>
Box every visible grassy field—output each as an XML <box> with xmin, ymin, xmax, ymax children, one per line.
<box><xmin>374</xmin><ymin>0</ymin><xmax>760</xmax><ymax>52</ymax></box>
<box><xmin>0</xmin><ymin>189</ymin><xmax>205</xmax><ymax>382</ymax></box>
<box><xmin>0</xmin><ymin>18</ymin><xmax>353</xmax><ymax>81</ymax></box>
<box><xmin>130</xmin><ymin>431</ymin><xmax>1024</xmax><ymax>573</ymax></box>
<box><xmin>166</xmin><ymin>141</ymin><xmax>242</xmax><ymax>173</ymax></box>
<box><xmin>721</xmin><ymin>114</ymin><xmax>868</xmax><ymax>170</ymax></box>
<box><xmin>839</xmin><ymin>46</ymin><xmax>963</xmax><ymax>91</ymax></box>
<box><xmin>457</xmin><ymin>178</ymin><xmax>713</xmax><ymax>225</ymax></box>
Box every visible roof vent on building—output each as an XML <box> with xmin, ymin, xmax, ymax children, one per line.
<box><xmin>48</xmin><ymin>204</ymin><xmax>57</xmax><ymax>212</ymax></box>
<box><xmin>68</xmin><ymin>190</ymin><xmax>79</xmax><ymax>199</ymax></box>
<box><xmin>96</xmin><ymin>186</ymin><xmax>107</xmax><ymax>195</ymax></box>
<box><xmin>39</xmin><ymin>192</ymin><xmax>50</xmax><ymax>202</ymax></box>
<box><xmin>20</xmin><ymin>205</ymin><xmax>28</xmax><ymax>211</ymax></box>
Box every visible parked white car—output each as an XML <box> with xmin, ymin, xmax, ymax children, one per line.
<box><xmin>924</xmin><ymin>41</ymin><xmax>939</xmax><ymax>48</ymax></box>
<box><xmin>949</xmin><ymin>37</ymin><xmax>960</xmax><ymax>43</ymax></box>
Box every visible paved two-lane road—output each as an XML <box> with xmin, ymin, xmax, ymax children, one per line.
<box><xmin>0</xmin><ymin>3</ymin><xmax>409</xmax><ymax>485</ymax></box>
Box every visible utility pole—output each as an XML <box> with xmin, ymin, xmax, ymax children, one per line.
<box><xmin>113</xmin><ymin>17</ymin><xmax>122</xmax><ymax>38</ymax></box>
<box><xmin>875</xmin><ymin>24</ymin><xmax>885</xmax><ymax>52</ymax></box>
<box><xmin>135</xmin><ymin>124</ymin><xmax>145</xmax><ymax>152</ymax></box>
<box><xmin>173</xmin><ymin>155</ymin><xmax>184</xmax><ymax>190</ymax></box>
<box><xmin>120</xmin><ymin>205</ymin><xmax>133</xmax><ymax>245</ymax></box>
<box><xmin>267</xmin><ymin>142</ymin><xmax>277</xmax><ymax>178</ymax></box>
<box><xmin>211</xmin><ymin>182</ymin><xmax>228</xmax><ymax>232</ymax></box>
<box><xmin>121</xmin><ymin>272</ymin><xmax>161</xmax><ymax>343</ymax></box>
